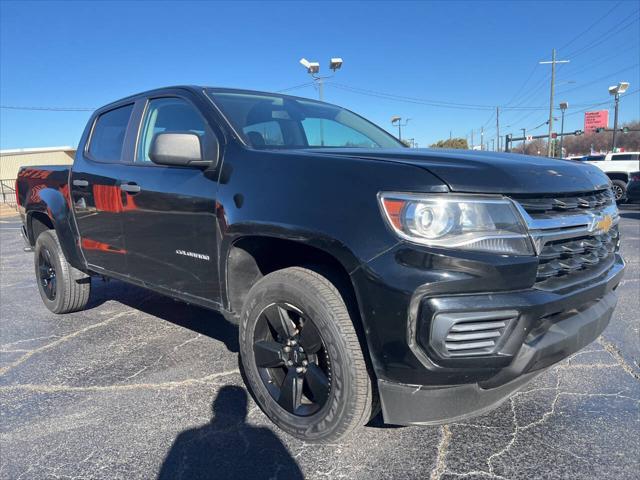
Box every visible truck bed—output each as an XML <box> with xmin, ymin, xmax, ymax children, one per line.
<box><xmin>16</xmin><ymin>165</ymin><xmax>71</xmax><ymax>210</ymax></box>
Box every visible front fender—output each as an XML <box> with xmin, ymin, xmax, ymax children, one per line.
<box><xmin>28</xmin><ymin>188</ymin><xmax>86</xmax><ymax>271</ymax></box>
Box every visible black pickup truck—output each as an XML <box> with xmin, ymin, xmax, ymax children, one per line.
<box><xmin>17</xmin><ymin>86</ymin><xmax>625</xmax><ymax>442</ymax></box>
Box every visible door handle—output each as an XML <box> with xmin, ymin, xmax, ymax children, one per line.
<box><xmin>120</xmin><ymin>183</ymin><xmax>141</xmax><ymax>194</ymax></box>
<box><xmin>72</xmin><ymin>179</ymin><xmax>89</xmax><ymax>187</ymax></box>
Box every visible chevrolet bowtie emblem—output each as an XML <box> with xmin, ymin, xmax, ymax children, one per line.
<box><xmin>592</xmin><ymin>214</ymin><xmax>613</xmax><ymax>233</ymax></box>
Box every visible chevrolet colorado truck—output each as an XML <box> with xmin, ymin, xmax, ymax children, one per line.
<box><xmin>16</xmin><ymin>86</ymin><xmax>625</xmax><ymax>442</ymax></box>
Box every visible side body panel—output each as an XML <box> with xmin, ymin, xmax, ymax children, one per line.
<box><xmin>118</xmin><ymin>164</ymin><xmax>221</xmax><ymax>301</ymax></box>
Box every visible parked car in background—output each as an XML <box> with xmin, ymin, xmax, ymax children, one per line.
<box><xmin>586</xmin><ymin>152</ymin><xmax>640</xmax><ymax>202</ymax></box>
<box><xmin>626</xmin><ymin>171</ymin><xmax>640</xmax><ymax>203</ymax></box>
<box><xmin>15</xmin><ymin>86</ymin><xmax>625</xmax><ymax>442</ymax></box>
<box><xmin>583</xmin><ymin>154</ymin><xmax>606</xmax><ymax>162</ymax></box>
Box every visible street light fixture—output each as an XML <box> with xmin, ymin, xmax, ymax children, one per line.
<box><xmin>329</xmin><ymin>58</ymin><xmax>343</xmax><ymax>71</ymax></box>
<box><xmin>609</xmin><ymin>82</ymin><xmax>630</xmax><ymax>152</ymax></box>
<box><xmin>299</xmin><ymin>56</ymin><xmax>343</xmax><ymax>100</ymax></box>
<box><xmin>559</xmin><ymin>101</ymin><xmax>568</xmax><ymax>158</ymax></box>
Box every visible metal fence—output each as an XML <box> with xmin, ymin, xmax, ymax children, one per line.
<box><xmin>1</xmin><ymin>179</ymin><xmax>17</xmax><ymax>208</ymax></box>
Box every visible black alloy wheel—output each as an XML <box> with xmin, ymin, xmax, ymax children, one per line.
<box><xmin>37</xmin><ymin>247</ymin><xmax>57</xmax><ymax>300</ymax></box>
<box><xmin>253</xmin><ymin>302</ymin><xmax>331</xmax><ymax>416</ymax></box>
<box><xmin>611</xmin><ymin>182</ymin><xmax>625</xmax><ymax>202</ymax></box>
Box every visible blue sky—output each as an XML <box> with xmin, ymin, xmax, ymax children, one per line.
<box><xmin>1</xmin><ymin>0</ymin><xmax>638</xmax><ymax>150</ymax></box>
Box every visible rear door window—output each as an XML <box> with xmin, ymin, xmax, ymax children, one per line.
<box><xmin>88</xmin><ymin>104</ymin><xmax>134</xmax><ymax>162</ymax></box>
<box><xmin>611</xmin><ymin>154</ymin><xmax>639</xmax><ymax>161</ymax></box>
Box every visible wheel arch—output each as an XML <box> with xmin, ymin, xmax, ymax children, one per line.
<box><xmin>25</xmin><ymin>188</ymin><xmax>86</xmax><ymax>271</ymax></box>
<box><xmin>606</xmin><ymin>172</ymin><xmax>629</xmax><ymax>183</ymax></box>
<box><xmin>224</xmin><ymin>235</ymin><xmax>361</xmax><ymax>319</ymax></box>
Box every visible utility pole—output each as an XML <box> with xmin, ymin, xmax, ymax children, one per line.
<box><xmin>521</xmin><ymin>128</ymin><xmax>526</xmax><ymax>153</ymax></box>
<box><xmin>391</xmin><ymin>116</ymin><xmax>410</xmax><ymax>141</ymax></box>
<box><xmin>480</xmin><ymin>127</ymin><xmax>484</xmax><ymax>150</ymax></box>
<box><xmin>496</xmin><ymin>107</ymin><xmax>500</xmax><ymax>152</ymax></box>
<box><xmin>471</xmin><ymin>130</ymin><xmax>474</xmax><ymax>149</ymax></box>
<box><xmin>608</xmin><ymin>82</ymin><xmax>630</xmax><ymax>152</ymax></box>
<box><xmin>491</xmin><ymin>139</ymin><xmax>495</xmax><ymax>151</ymax></box>
<box><xmin>540</xmin><ymin>49</ymin><xmax>569</xmax><ymax>157</ymax></box>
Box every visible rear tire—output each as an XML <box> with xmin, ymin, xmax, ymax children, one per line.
<box><xmin>34</xmin><ymin>230</ymin><xmax>91</xmax><ymax>314</ymax></box>
<box><xmin>239</xmin><ymin>267</ymin><xmax>373</xmax><ymax>443</ymax></box>
<box><xmin>611</xmin><ymin>179</ymin><xmax>627</xmax><ymax>203</ymax></box>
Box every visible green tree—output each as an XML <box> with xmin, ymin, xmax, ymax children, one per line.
<box><xmin>430</xmin><ymin>138</ymin><xmax>469</xmax><ymax>149</ymax></box>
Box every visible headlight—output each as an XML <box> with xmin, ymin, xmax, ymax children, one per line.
<box><xmin>379</xmin><ymin>193</ymin><xmax>534</xmax><ymax>255</ymax></box>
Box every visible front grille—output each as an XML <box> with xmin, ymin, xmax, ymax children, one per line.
<box><xmin>434</xmin><ymin>310</ymin><xmax>518</xmax><ymax>356</ymax></box>
<box><xmin>534</xmin><ymin>226</ymin><xmax>618</xmax><ymax>290</ymax></box>
<box><xmin>515</xmin><ymin>189</ymin><xmax>614</xmax><ymax>217</ymax></box>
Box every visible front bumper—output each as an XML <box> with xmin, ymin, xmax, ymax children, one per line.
<box><xmin>351</xmin><ymin>242</ymin><xmax>625</xmax><ymax>426</ymax></box>
<box><xmin>379</xmin><ymin>286</ymin><xmax>618</xmax><ymax>425</ymax></box>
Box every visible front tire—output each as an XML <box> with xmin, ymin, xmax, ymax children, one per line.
<box><xmin>611</xmin><ymin>179</ymin><xmax>627</xmax><ymax>203</ymax></box>
<box><xmin>240</xmin><ymin>267</ymin><xmax>373</xmax><ymax>443</ymax></box>
<box><xmin>34</xmin><ymin>230</ymin><xmax>91</xmax><ymax>314</ymax></box>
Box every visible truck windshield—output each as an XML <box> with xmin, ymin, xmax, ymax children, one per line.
<box><xmin>207</xmin><ymin>89</ymin><xmax>403</xmax><ymax>149</ymax></box>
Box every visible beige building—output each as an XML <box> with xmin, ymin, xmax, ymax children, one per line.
<box><xmin>0</xmin><ymin>146</ymin><xmax>76</xmax><ymax>204</ymax></box>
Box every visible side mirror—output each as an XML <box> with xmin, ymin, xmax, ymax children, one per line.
<box><xmin>149</xmin><ymin>132</ymin><xmax>219</xmax><ymax>168</ymax></box>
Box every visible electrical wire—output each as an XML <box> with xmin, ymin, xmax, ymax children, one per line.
<box><xmin>503</xmin><ymin>64</ymin><xmax>540</xmax><ymax>106</ymax></box>
<box><xmin>276</xmin><ymin>82</ymin><xmax>316</xmax><ymax>93</ymax></box>
<box><xmin>557</xmin><ymin>1</ymin><xmax>624</xmax><ymax>53</ymax></box>
<box><xmin>0</xmin><ymin>105</ymin><xmax>94</xmax><ymax>111</ymax></box>
<box><xmin>563</xmin><ymin>12</ymin><xmax>640</xmax><ymax>59</ymax></box>
<box><xmin>556</xmin><ymin>63</ymin><xmax>639</xmax><ymax>95</ymax></box>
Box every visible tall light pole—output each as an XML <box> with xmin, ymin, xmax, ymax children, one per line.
<box><xmin>521</xmin><ymin>128</ymin><xmax>526</xmax><ymax>154</ymax></box>
<box><xmin>540</xmin><ymin>49</ymin><xmax>569</xmax><ymax>156</ymax></box>
<box><xmin>299</xmin><ymin>57</ymin><xmax>343</xmax><ymax>101</ymax></box>
<box><xmin>391</xmin><ymin>116</ymin><xmax>410</xmax><ymax>141</ymax></box>
<box><xmin>609</xmin><ymin>82</ymin><xmax>630</xmax><ymax>152</ymax></box>
<box><xmin>559</xmin><ymin>101</ymin><xmax>568</xmax><ymax>158</ymax></box>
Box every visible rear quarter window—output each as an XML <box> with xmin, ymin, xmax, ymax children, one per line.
<box><xmin>88</xmin><ymin>104</ymin><xmax>134</xmax><ymax>162</ymax></box>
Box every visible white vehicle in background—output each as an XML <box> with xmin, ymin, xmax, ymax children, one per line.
<box><xmin>586</xmin><ymin>152</ymin><xmax>640</xmax><ymax>202</ymax></box>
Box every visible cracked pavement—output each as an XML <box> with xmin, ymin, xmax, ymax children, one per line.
<box><xmin>1</xmin><ymin>206</ymin><xmax>638</xmax><ymax>479</ymax></box>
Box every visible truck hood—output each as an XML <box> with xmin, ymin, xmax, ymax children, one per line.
<box><xmin>305</xmin><ymin>148</ymin><xmax>611</xmax><ymax>194</ymax></box>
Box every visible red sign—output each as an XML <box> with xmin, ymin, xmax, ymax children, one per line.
<box><xmin>584</xmin><ymin>110</ymin><xmax>609</xmax><ymax>135</ymax></box>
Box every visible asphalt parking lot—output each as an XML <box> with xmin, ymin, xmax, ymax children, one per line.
<box><xmin>0</xmin><ymin>206</ymin><xmax>638</xmax><ymax>480</ymax></box>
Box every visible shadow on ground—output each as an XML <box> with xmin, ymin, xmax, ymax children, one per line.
<box><xmin>85</xmin><ymin>278</ymin><xmax>240</xmax><ymax>352</ymax></box>
<box><xmin>157</xmin><ymin>386</ymin><xmax>303</xmax><ymax>480</ymax></box>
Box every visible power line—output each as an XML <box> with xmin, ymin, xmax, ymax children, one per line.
<box><xmin>564</xmin><ymin>88</ymin><xmax>638</xmax><ymax>118</ymax></box>
<box><xmin>558</xmin><ymin>45</ymin><xmax>639</xmax><ymax>78</ymax></box>
<box><xmin>556</xmin><ymin>63</ymin><xmax>639</xmax><ymax>95</ymax></box>
<box><xmin>563</xmin><ymin>11</ymin><xmax>640</xmax><ymax>59</ymax></box>
<box><xmin>0</xmin><ymin>105</ymin><xmax>94</xmax><ymax>111</ymax></box>
<box><xmin>330</xmin><ymin>82</ymin><xmax>565</xmax><ymax>111</ymax></box>
<box><xmin>330</xmin><ymin>83</ymin><xmax>497</xmax><ymax>110</ymax></box>
<box><xmin>1</xmin><ymin>81</ymin><xmax>319</xmax><ymax>111</ymax></box>
<box><xmin>503</xmin><ymin>64</ymin><xmax>540</xmax><ymax>106</ymax></box>
<box><xmin>557</xmin><ymin>1</ymin><xmax>624</xmax><ymax>53</ymax></box>
<box><xmin>277</xmin><ymin>81</ymin><xmax>316</xmax><ymax>93</ymax></box>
